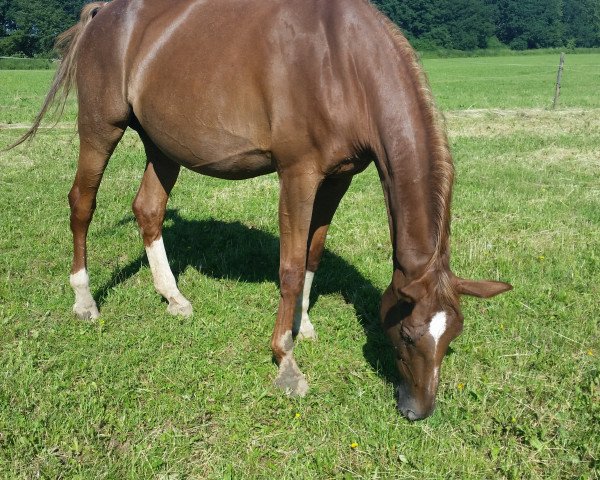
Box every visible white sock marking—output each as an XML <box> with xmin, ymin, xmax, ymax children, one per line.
<box><xmin>146</xmin><ymin>237</ymin><xmax>192</xmax><ymax>315</ymax></box>
<box><xmin>146</xmin><ymin>237</ymin><xmax>187</xmax><ymax>303</ymax></box>
<box><xmin>301</xmin><ymin>271</ymin><xmax>314</xmax><ymax>318</ymax></box>
<box><xmin>146</xmin><ymin>237</ymin><xmax>178</xmax><ymax>297</ymax></box>
<box><xmin>294</xmin><ymin>271</ymin><xmax>316</xmax><ymax>336</ymax></box>
<box><xmin>70</xmin><ymin>268</ymin><xmax>90</xmax><ymax>291</ymax></box>
<box><xmin>70</xmin><ymin>268</ymin><xmax>99</xmax><ymax>318</ymax></box>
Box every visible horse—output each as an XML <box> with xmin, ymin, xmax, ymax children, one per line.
<box><xmin>10</xmin><ymin>0</ymin><xmax>512</xmax><ymax>420</ymax></box>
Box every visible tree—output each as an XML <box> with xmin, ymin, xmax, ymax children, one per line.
<box><xmin>438</xmin><ymin>0</ymin><xmax>495</xmax><ymax>50</ymax></box>
<box><xmin>2</xmin><ymin>0</ymin><xmax>600</xmax><ymax>57</ymax></box>
<box><xmin>375</xmin><ymin>0</ymin><xmax>600</xmax><ymax>50</ymax></box>
<box><xmin>493</xmin><ymin>0</ymin><xmax>564</xmax><ymax>49</ymax></box>
<box><xmin>1</xmin><ymin>0</ymin><xmax>15</xmax><ymax>39</ymax></box>
<box><xmin>0</xmin><ymin>0</ymin><xmax>87</xmax><ymax>56</ymax></box>
<box><xmin>563</xmin><ymin>0</ymin><xmax>600</xmax><ymax>47</ymax></box>
<box><xmin>373</xmin><ymin>0</ymin><xmax>494</xmax><ymax>50</ymax></box>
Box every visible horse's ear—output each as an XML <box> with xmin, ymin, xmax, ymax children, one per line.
<box><xmin>455</xmin><ymin>278</ymin><xmax>512</xmax><ymax>298</ymax></box>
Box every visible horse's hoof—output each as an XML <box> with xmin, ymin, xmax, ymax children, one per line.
<box><xmin>274</xmin><ymin>360</ymin><xmax>309</xmax><ymax>397</ymax></box>
<box><xmin>167</xmin><ymin>297</ymin><xmax>193</xmax><ymax>317</ymax></box>
<box><xmin>73</xmin><ymin>303</ymin><xmax>99</xmax><ymax>320</ymax></box>
<box><xmin>274</xmin><ymin>372</ymin><xmax>309</xmax><ymax>397</ymax></box>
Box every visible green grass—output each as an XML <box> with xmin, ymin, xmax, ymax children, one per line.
<box><xmin>0</xmin><ymin>54</ymin><xmax>598</xmax><ymax>479</ymax></box>
<box><xmin>424</xmin><ymin>53</ymin><xmax>600</xmax><ymax>110</ymax></box>
<box><xmin>0</xmin><ymin>69</ymin><xmax>78</xmax><ymax>127</ymax></box>
<box><xmin>417</xmin><ymin>47</ymin><xmax>600</xmax><ymax>59</ymax></box>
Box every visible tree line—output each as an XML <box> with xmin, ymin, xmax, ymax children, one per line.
<box><xmin>1</xmin><ymin>0</ymin><xmax>599</xmax><ymax>57</ymax></box>
<box><xmin>0</xmin><ymin>0</ymin><xmax>86</xmax><ymax>57</ymax></box>
<box><xmin>374</xmin><ymin>0</ymin><xmax>600</xmax><ymax>50</ymax></box>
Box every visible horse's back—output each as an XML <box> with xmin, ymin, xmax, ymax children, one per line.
<box><xmin>79</xmin><ymin>0</ymin><xmax>389</xmax><ymax>176</ymax></box>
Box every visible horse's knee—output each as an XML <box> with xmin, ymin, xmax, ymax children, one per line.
<box><xmin>69</xmin><ymin>189</ymin><xmax>96</xmax><ymax>229</ymax></box>
<box><xmin>132</xmin><ymin>197</ymin><xmax>162</xmax><ymax>242</ymax></box>
<box><xmin>68</xmin><ymin>184</ymin><xmax>79</xmax><ymax>209</ymax></box>
<box><xmin>279</xmin><ymin>264</ymin><xmax>305</xmax><ymax>298</ymax></box>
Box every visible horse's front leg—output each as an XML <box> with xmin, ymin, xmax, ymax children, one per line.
<box><xmin>272</xmin><ymin>169</ymin><xmax>323</xmax><ymax>397</ymax></box>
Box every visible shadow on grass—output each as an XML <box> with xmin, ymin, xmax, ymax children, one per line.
<box><xmin>95</xmin><ymin>209</ymin><xmax>400</xmax><ymax>387</ymax></box>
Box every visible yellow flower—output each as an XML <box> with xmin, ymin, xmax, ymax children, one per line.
<box><xmin>457</xmin><ymin>383</ymin><xmax>465</xmax><ymax>391</ymax></box>
<box><xmin>587</xmin><ymin>350</ymin><xmax>594</xmax><ymax>356</ymax></box>
<box><xmin>538</xmin><ymin>256</ymin><xmax>545</xmax><ymax>261</ymax></box>
<box><xmin>295</xmin><ymin>412</ymin><xmax>301</xmax><ymax>419</ymax></box>
<box><xmin>350</xmin><ymin>442</ymin><xmax>358</xmax><ymax>449</ymax></box>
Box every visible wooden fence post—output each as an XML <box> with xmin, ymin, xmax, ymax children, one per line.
<box><xmin>552</xmin><ymin>53</ymin><xmax>565</xmax><ymax>109</ymax></box>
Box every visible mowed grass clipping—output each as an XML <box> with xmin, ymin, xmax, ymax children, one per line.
<box><xmin>0</xmin><ymin>54</ymin><xmax>598</xmax><ymax>479</ymax></box>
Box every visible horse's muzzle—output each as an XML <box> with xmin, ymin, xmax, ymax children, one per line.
<box><xmin>396</xmin><ymin>384</ymin><xmax>435</xmax><ymax>421</ymax></box>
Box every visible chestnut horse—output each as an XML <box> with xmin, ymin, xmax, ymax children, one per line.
<box><xmin>13</xmin><ymin>0</ymin><xmax>511</xmax><ymax>420</ymax></box>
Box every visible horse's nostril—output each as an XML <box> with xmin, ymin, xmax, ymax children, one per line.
<box><xmin>398</xmin><ymin>405</ymin><xmax>433</xmax><ymax>421</ymax></box>
<box><xmin>406</xmin><ymin>409</ymin><xmax>419</xmax><ymax>421</ymax></box>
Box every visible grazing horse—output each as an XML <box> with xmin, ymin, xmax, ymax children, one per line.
<box><xmin>12</xmin><ymin>0</ymin><xmax>512</xmax><ymax>420</ymax></box>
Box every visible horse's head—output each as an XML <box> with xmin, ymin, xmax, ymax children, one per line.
<box><xmin>381</xmin><ymin>269</ymin><xmax>511</xmax><ymax>421</ymax></box>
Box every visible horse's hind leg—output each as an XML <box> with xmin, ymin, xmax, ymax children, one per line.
<box><xmin>293</xmin><ymin>176</ymin><xmax>352</xmax><ymax>340</ymax></box>
<box><xmin>69</xmin><ymin>123</ymin><xmax>125</xmax><ymax>319</ymax></box>
<box><xmin>132</xmin><ymin>138</ymin><xmax>192</xmax><ymax>316</ymax></box>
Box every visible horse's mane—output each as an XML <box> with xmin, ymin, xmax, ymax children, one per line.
<box><xmin>368</xmin><ymin>3</ymin><xmax>457</xmax><ymax>306</ymax></box>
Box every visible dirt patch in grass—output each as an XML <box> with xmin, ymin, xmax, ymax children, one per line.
<box><xmin>522</xmin><ymin>146</ymin><xmax>600</xmax><ymax>169</ymax></box>
<box><xmin>445</xmin><ymin>108</ymin><xmax>600</xmax><ymax>139</ymax></box>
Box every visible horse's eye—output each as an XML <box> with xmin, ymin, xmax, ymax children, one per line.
<box><xmin>401</xmin><ymin>330</ymin><xmax>414</xmax><ymax>345</ymax></box>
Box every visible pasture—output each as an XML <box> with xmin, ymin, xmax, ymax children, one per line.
<box><xmin>0</xmin><ymin>53</ymin><xmax>598</xmax><ymax>478</ymax></box>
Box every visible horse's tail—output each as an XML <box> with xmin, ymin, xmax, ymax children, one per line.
<box><xmin>5</xmin><ymin>2</ymin><xmax>107</xmax><ymax>150</ymax></box>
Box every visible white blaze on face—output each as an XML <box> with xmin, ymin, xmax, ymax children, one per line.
<box><xmin>428</xmin><ymin>311</ymin><xmax>447</xmax><ymax>393</ymax></box>
<box><xmin>429</xmin><ymin>311</ymin><xmax>447</xmax><ymax>349</ymax></box>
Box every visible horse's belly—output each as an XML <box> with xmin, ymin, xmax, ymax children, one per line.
<box><xmin>187</xmin><ymin>150</ymin><xmax>276</xmax><ymax>180</ymax></box>
<box><xmin>135</xmin><ymin>114</ymin><xmax>275</xmax><ymax>179</ymax></box>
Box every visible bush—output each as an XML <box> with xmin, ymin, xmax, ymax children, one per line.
<box><xmin>0</xmin><ymin>57</ymin><xmax>56</xmax><ymax>70</ymax></box>
<box><xmin>411</xmin><ymin>38</ymin><xmax>441</xmax><ymax>52</ymax></box>
<box><xmin>510</xmin><ymin>37</ymin><xmax>529</xmax><ymax>51</ymax></box>
<box><xmin>487</xmin><ymin>36</ymin><xmax>509</xmax><ymax>50</ymax></box>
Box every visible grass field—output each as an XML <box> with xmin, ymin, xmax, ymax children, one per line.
<box><xmin>0</xmin><ymin>54</ymin><xmax>598</xmax><ymax>479</ymax></box>
<box><xmin>0</xmin><ymin>57</ymin><xmax>56</xmax><ymax>71</ymax></box>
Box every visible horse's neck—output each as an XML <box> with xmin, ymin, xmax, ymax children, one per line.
<box><xmin>360</xmin><ymin>12</ymin><xmax>454</xmax><ymax>286</ymax></box>
<box><xmin>375</xmin><ymin>136</ymin><xmax>449</xmax><ymax>284</ymax></box>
